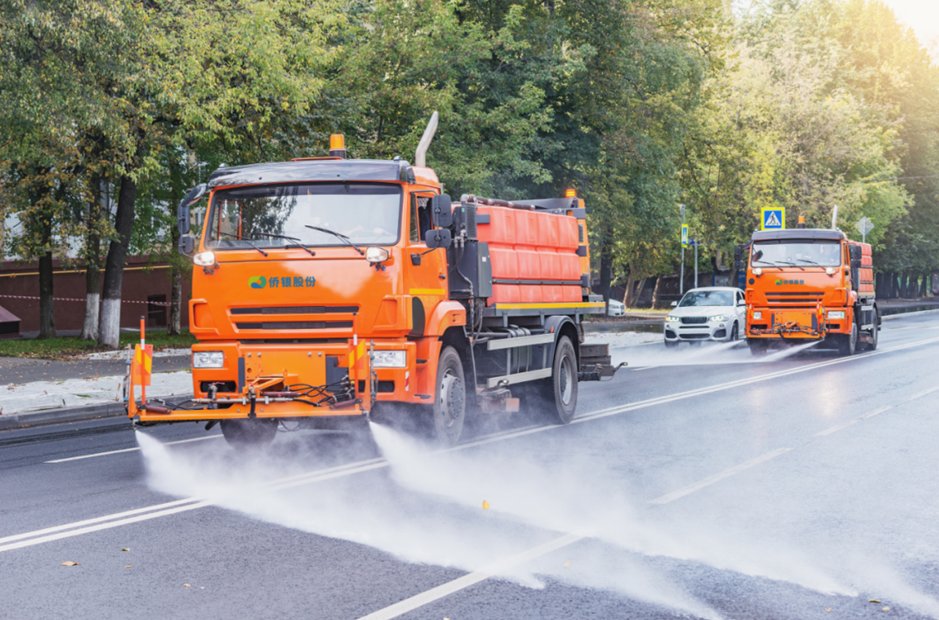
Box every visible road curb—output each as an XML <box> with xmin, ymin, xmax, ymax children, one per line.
<box><xmin>0</xmin><ymin>394</ymin><xmax>187</xmax><ymax>432</ymax></box>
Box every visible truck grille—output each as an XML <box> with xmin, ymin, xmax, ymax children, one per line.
<box><xmin>680</xmin><ymin>316</ymin><xmax>708</xmax><ymax>325</ymax></box>
<box><xmin>765</xmin><ymin>292</ymin><xmax>823</xmax><ymax>306</ymax></box>
<box><xmin>229</xmin><ymin>305</ymin><xmax>358</xmax><ymax>334</ymax></box>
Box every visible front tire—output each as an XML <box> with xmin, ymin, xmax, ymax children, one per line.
<box><xmin>431</xmin><ymin>346</ymin><xmax>466</xmax><ymax>446</ymax></box>
<box><xmin>748</xmin><ymin>339</ymin><xmax>768</xmax><ymax>356</ymax></box>
<box><xmin>220</xmin><ymin>418</ymin><xmax>277</xmax><ymax>449</ymax></box>
<box><xmin>838</xmin><ymin>322</ymin><xmax>858</xmax><ymax>356</ymax></box>
<box><xmin>730</xmin><ymin>322</ymin><xmax>739</xmax><ymax>341</ymax></box>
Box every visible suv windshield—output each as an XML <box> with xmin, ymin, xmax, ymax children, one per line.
<box><xmin>679</xmin><ymin>290</ymin><xmax>733</xmax><ymax>307</ymax></box>
<box><xmin>751</xmin><ymin>240</ymin><xmax>841</xmax><ymax>267</ymax></box>
<box><xmin>206</xmin><ymin>183</ymin><xmax>401</xmax><ymax>250</ymax></box>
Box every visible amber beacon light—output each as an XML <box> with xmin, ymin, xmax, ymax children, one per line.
<box><xmin>329</xmin><ymin>133</ymin><xmax>347</xmax><ymax>158</ymax></box>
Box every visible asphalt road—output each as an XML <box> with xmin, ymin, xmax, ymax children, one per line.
<box><xmin>2</xmin><ymin>312</ymin><xmax>939</xmax><ymax>620</ymax></box>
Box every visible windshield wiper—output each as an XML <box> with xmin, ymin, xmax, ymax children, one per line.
<box><xmin>253</xmin><ymin>232</ymin><xmax>317</xmax><ymax>257</ymax></box>
<box><xmin>304</xmin><ymin>225</ymin><xmax>365</xmax><ymax>256</ymax></box>
<box><xmin>795</xmin><ymin>258</ymin><xmax>821</xmax><ymax>266</ymax></box>
<box><xmin>218</xmin><ymin>232</ymin><xmax>268</xmax><ymax>257</ymax></box>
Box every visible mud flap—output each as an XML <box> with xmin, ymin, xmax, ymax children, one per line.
<box><xmin>578</xmin><ymin>343</ymin><xmax>623</xmax><ymax>381</ymax></box>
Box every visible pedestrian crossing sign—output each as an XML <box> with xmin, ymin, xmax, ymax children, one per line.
<box><xmin>761</xmin><ymin>207</ymin><xmax>785</xmax><ymax>231</ymax></box>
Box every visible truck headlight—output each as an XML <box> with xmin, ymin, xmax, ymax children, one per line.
<box><xmin>752</xmin><ymin>311</ymin><xmax>762</xmax><ymax>320</ymax></box>
<box><xmin>827</xmin><ymin>310</ymin><xmax>846</xmax><ymax>319</ymax></box>
<box><xmin>193</xmin><ymin>251</ymin><xmax>216</xmax><ymax>267</ymax></box>
<box><xmin>366</xmin><ymin>247</ymin><xmax>390</xmax><ymax>264</ymax></box>
<box><xmin>371</xmin><ymin>350</ymin><xmax>406</xmax><ymax>368</ymax></box>
<box><xmin>709</xmin><ymin>315</ymin><xmax>727</xmax><ymax>322</ymax></box>
<box><xmin>193</xmin><ymin>351</ymin><xmax>224</xmax><ymax>368</ymax></box>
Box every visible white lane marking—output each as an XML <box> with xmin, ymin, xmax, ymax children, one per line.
<box><xmin>358</xmin><ymin>533</ymin><xmax>584</xmax><ymax>620</ymax></box>
<box><xmin>861</xmin><ymin>405</ymin><xmax>894</xmax><ymax>420</ymax></box>
<box><xmin>648</xmin><ymin>447</ymin><xmax>793</xmax><ymax>505</ymax></box>
<box><xmin>0</xmin><ymin>498</ymin><xmax>198</xmax><ymax>546</ymax></box>
<box><xmin>908</xmin><ymin>386</ymin><xmax>939</xmax><ymax>401</ymax></box>
<box><xmin>814</xmin><ymin>420</ymin><xmax>859</xmax><ymax>437</ymax></box>
<box><xmin>7</xmin><ymin>333</ymin><xmax>939</xmax><ymax>553</ymax></box>
<box><xmin>882</xmin><ymin>308</ymin><xmax>939</xmax><ymax>320</ymax></box>
<box><xmin>44</xmin><ymin>434</ymin><xmax>223</xmax><ymax>464</ymax></box>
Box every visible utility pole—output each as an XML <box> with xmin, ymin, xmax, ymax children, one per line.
<box><xmin>679</xmin><ymin>204</ymin><xmax>686</xmax><ymax>295</ymax></box>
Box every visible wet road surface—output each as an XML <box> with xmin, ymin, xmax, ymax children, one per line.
<box><xmin>2</xmin><ymin>311</ymin><xmax>938</xmax><ymax>619</ymax></box>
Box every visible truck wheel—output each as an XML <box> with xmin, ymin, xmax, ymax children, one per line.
<box><xmin>220</xmin><ymin>418</ymin><xmax>277</xmax><ymax>449</ymax></box>
<box><xmin>864</xmin><ymin>310</ymin><xmax>879</xmax><ymax>351</ymax></box>
<box><xmin>431</xmin><ymin>346</ymin><xmax>466</xmax><ymax>446</ymax></box>
<box><xmin>534</xmin><ymin>336</ymin><xmax>579</xmax><ymax>425</ymax></box>
<box><xmin>748</xmin><ymin>340</ymin><xmax>768</xmax><ymax>356</ymax></box>
<box><xmin>838</xmin><ymin>323</ymin><xmax>858</xmax><ymax>356</ymax></box>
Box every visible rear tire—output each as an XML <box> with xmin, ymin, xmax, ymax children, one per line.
<box><xmin>430</xmin><ymin>346</ymin><xmax>466</xmax><ymax>446</ymax></box>
<box><xmin>220</xmin><ymin>418</ymin><xmax>277</xmax><ymax>449</ymax></box>
<box><xmin>864</xmin><ymin>309</ymin><xmax>879</xmax><ymax>351</ymax></box>
<box><xmin>527</xmin><ymin>336</ymin><xmax>579</xmax><ymax>425</ymax></box>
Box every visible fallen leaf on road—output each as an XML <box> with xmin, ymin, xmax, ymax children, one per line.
<box><xmin>61</xmin><ymin>561</ymin><xmax>79</xmax><ymax>567</ymax></box>
<box><xmin>562</xmin><ymin>560</ymin><xmax>572</xmax><ymax>569</ymax></box>
<box><xmin>121</xmin><ymin>547</ymin><xmax>130</xmax><ymax>552</ymax></box>
<box><xmin>481</xmin><ymin>500</ymin><xmax>490</xmax><ymax>510</ymax></box>
<box><xmin>183</xmin><ymin>583</ymin><xmax>191</xmax><ymax>589</ymax></box>
<box><xmin>882</xmin><ymin>607</ymin><xmax>891</xmax><ymax>612</ymax></box>
<box><xmin>869</xmin><ymin>599</ymin><xmax>882</xmax><ymax>604</ymax></box>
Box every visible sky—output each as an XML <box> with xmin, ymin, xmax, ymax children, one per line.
<box><xmin>734</xmin><ymin>0</ymin><xmax>939</xmax><ymax>61</ymax></box>
<box><xmin>881</xmin><ymin>0</ymin><xmax>939</xmax><ymax>60</ymax></box>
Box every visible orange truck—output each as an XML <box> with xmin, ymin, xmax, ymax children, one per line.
<box><xmin>745</xmin><ymin>227</ymin><xmax>879</xmax><ymax>355</ymax></box>
<box><xmin>127</xmin><ymin>115</ymin><xmax>618</xmax><ymax>447</ymax></box>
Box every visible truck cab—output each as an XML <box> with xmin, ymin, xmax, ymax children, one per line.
<box><xmin>745</xmin><ymin>228</ymin><xmax>878</xmax><ymax>355</ymax></box>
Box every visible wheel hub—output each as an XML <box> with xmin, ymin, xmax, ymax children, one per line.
<box><xmin>438</xmin><ymin>372</ymin><xmax>465</xmax><ymax>428</ymax></box>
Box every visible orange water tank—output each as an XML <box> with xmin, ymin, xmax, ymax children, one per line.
<box><xmin>476</xmin><ymin>205</ymin><xmax>583</xmax><ymax>305</ymax></box>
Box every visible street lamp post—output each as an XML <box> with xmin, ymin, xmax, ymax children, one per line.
<box><xmin>679</xmin><ymin>204</ymin><xmax>686</xmax><ymax>295</ymax></box>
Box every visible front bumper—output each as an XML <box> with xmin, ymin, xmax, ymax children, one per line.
<box><xmin>129</xmin><ymin>339</ymin><xmax>418</xmax><ymax>423</ymax></box>
<box><xmin>664</xmin><ymin>319</ymin><xmax>734</xmax><ymax>342</ymax></box>
<box><xmin>746</xmin><ymin>307</ymin><xmax>851</xmax><ymax>340</ymax></box>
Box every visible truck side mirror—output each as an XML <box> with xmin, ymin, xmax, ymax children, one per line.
<box><xmin>178</xmin><ymin>234</ymin><xmax>196</xmax><ymax>256</ymax></box>
<box><xmin>177</xmin><ymin>183</ymin><xmax>207</xmax><ymax>235</ymax></box>
<box><xmin>429</xmin><ymin>194</ymin><xmax>453</xmax><ymax>228</ymax></box>
<box><xmin>424</xmin><ymin>228</ymin><xmax>452</xmax><ymax>249</ymax></box>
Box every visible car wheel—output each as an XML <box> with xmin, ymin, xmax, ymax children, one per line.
<box><xmin>664</xmin><ymin>339</ymin><xmax>679</xmax><ymax>348</ymax></box>
<box><xmin>730</xmin><ymin>322</ymin><xmax>739</xmax><ymax>341</ymax></box>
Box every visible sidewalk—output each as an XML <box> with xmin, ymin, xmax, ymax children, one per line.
<box><xmin>1</xmin><ymin>298</ymin><xmax>936</xmax><ymax>431</ymax></box>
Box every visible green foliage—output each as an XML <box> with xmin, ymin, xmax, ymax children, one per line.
<box><xmin>1</xmin><ymin>0</ymin><xmax>937</xmax><ymax>298</ymax></box>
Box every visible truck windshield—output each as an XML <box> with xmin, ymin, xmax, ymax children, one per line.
<box><xmin>751</xmin><ymin>241</ymin><xmax>841</xmax><ymax>267</ymax></box>
<box><xmin>205</xmin><ymin>183</ymin><xmax>401</xmax><ymax>250</ymax></box>
<box><xmin>679</xmin><ymin>290</ymin><xmax>733</xmax><ymax>307</ymax></box>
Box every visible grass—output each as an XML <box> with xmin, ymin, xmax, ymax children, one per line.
<box><xmin>0</xmin><ymin>331</ymin><xmax>195</xmax><ymax>360</ymax></box>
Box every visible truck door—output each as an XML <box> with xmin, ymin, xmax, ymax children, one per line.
<box><xmin>405</xmin><ymin>192</ymin><xmax>449</xmax><ymax>337</ymax></box>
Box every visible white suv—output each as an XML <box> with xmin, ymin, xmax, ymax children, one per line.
<box><xmin>664</xmin><ymin>287</ymin><xmax>746</xmax><ymax>347</ymax></box>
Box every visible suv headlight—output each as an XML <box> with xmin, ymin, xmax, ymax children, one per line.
<box><xmin>666</xmin><ymin>315</ymin><xmax>680</xmax><ymax>322</ymax></box>
<box><xmin>709</xmin><ymin>315</ymin><xmax>727</xmax><ymax>322</ymax></box>
<box><xmin>371</xmin><ymin>350</ymin><xmax>406</xmax><ymax>368</ymax></box>
<box><xmin>193</xmin><ymin>351</ymin><xmax>224</xmax><ymax>368</ymax></box>
<box><xmin>827</xmin><ymin>310</ymin><xmax>846</xmax><ymax>320</ymax></box>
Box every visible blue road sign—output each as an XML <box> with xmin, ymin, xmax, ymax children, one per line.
<box><xmin>681</xmin><ymin>224</ymin><xmax>689</xmax><ymax>247</ymax></box>
<box><xmin>761</xmin><ymin>207</ymin><xmax>786</xmax><ymax>231</ymax></box>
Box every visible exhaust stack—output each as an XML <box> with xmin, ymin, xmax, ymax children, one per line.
<box><xmin>414</xmin><ymin>111</ymin><xmax>439</xmax><ymax>168</ymax></box>
<box><xmin>831</xmin><ymin>204</ymin><xmax>839</xmax><ymax>230</ymax></box>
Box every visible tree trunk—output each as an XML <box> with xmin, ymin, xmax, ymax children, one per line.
<box><xmin>624</xmin><ymin>274</ymin><xmax>637</xmax><ymax>307</ymax></box>
<box><xmin>98</xmin><ymin>175</ymin><xmax>137</xmax><ymax>348</ymax></box>
<box><xmin>38</xmin><ymin>250</ymin><xmax>55</xmax><ymax>338</ymax></box>
<box><xmin>597</xmin><ymin>231</ymin><xmax>613</xmax><ymax>301</ymax></box>
<box><xmin>651</xmin><ymin>276</ymin><xmax>663</xmax><ymax>309</ymax></box>
<box><xmin>81</xmin><ymin>178</ymin><xmax>105</xmax><ymax>340</ymax></box>
<box><xmin>169</xmin><ymin>267</ymin><xmax>182</xmax><ymax>334</ymax></box>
